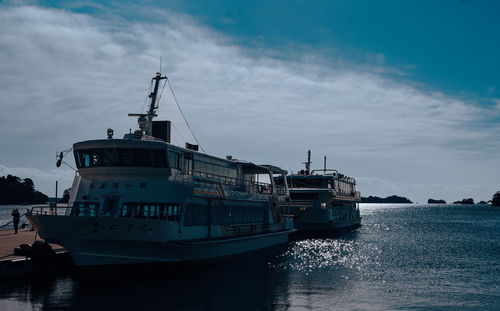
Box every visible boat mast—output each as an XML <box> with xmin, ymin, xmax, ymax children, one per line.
<box><xmin>305</xmin><ymin>150</ymin><xmax>311</xmax><ymax>175</ymax></box>
<box><xmin>128</xmin><ymin>72</ymin><xmax>167</xmax><ymax>137</ymax></box>
<box><xmin>324</xmin><ymin>155</ymin><xmax>327</xmax><ymax>173</ymax></box>
<box><xmin>147</xmin><ymin>72</ymin><xmax>167</xmax><ymax>134</ymax></box>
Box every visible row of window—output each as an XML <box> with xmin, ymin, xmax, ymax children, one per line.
<box><xmin>70</xmin><ymin>203</ymin><xmax>99</xmax><ymax>216</ymax></box>
<box><xmin>121</xmin><ymin>203</ymin><xmax>181</xmax><ymax>222</ymax></box>
<box><xmin>336</xmin><ymin>180</ymin><xmax>356</xmax><ymax>194</ymax></box>
<box><xmin>194</xmin><ymin>161</ymin><xmax>237</xmax><ymax>179</ymax></box>
<box><xmin>70</xmin><ymin>201</ymin><xmax>273</xmax><ymax>227</ymax></box>
<box><xmin>74</xmin><ymin>147</ymin><xmax>238</xmax><ymax>176</ymax></box>
<box><xmin>184</xmin><ymin>201</ymin><xmax>267</xmax><ymax>226</ymax></box>
<box><xmin>275</xmin><ymin>177</ymin><xmax>356</xmax><ymax>193</ymax></box>
<box><xmin>74</xmin><ymin>148</ymin><xmax>167</xmax><ymax>168</ymax></box>
<box><xmin>69</xmin><ymin>202</ymin><xmax>181</xmax><ymax>221</ymax></box>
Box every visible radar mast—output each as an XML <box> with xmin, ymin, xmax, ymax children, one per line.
<box><xmin>129</xmin><ymin>72</ymin><xmax>167</xmax><ymax>137</ymax></box>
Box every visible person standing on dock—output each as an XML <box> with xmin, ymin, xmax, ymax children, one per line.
<box><xmin>11</xmin><ymin>209</ymin><xmax>20</xmax><ymax>234</ymax></box>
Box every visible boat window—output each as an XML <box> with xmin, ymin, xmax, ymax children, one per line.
<box><xmin>168</xmin><ymin>151</ymin><xmax>180</xmax><ymax>169</ymax></box>
<box><xmin>184</xmin><ymin>201</ymin><xmax>266</xmax><ymax>226</ymax></box>
<box><xmin>74</xmin><ymin>148</ymin><xmax>167</xmax><ymax>168</ymax></box>
<box><xmin>193</xmin><ymin>160</ymin><xmax>237</xmax><ymax>181</ymax></box>
<box><xmin>177</xmin><ymin>206</ymin><xmax>182</xmax><ymax>221</ymax></box>
<box><xmin>135</xmin><ymin>205</ymin><xmax>145</xmax><ymax>218</ymax></box>
<box><xmin>184</xmin><ymin>153</ymin><xmax>193</xmax><ymax>175</ymax></box>
<box><xmin>120</xmin><ymin>203</ymin><xmax>181</xmax><ymax>221</ymax></box>
<box><xmin>149</xmin><ymin>205</ymin><xmax>158</xmax><ymax>219</ymax></box>
<box><xmin>71</xmin><ymin>202</ymin><xmax>99</xmax><ymax>217</ymax></box>
<box><xmin>292</xmin><ymin>178</ymin><xmax>324</xmax><ymax>188</ymax></box>
<box><xmin>100</xmin><ymin>196</ymin><xmax>120</xmax><ymax>216</ymax></box>
<box><xmin>168</xmin><ymin>205</ymin><xmax>175</xmax><ymax>221</ymax></box>
<box><xmin>159</xmin><ymin>205</ymin><xmax>167</xmax><ymax>220</ymax></box>
<box><xmin>121</xmin><ymin>204</ymin><xmax>133</xmax><ymax>217</ymax></box>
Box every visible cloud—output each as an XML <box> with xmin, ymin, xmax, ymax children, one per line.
<box><xmin>0</xmin><ymin>5</ymin><xmax>499</xmax><ymax>202</ymax></box>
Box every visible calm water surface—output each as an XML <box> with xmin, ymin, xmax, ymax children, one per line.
<box><xmin>1</xmin><ymin>204</ymin><xmax>499</xmax><ymax>310</ymax></box>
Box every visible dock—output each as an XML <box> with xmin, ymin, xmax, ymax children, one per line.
<box><xmin>0</xmin><ymin>229</ymin><xmax>72</xmax><ymax>280</ymax></box>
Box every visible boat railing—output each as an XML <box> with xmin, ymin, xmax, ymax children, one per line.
<box><xmin>192</xmin><ymin>170</ymin><xmax>283</xmax><ymax>195</ymax></box>
<box><xmin>335</xmin><ymin>191</ymin><xmax>361</xmax><ymax>200</ymax></box>
<box><xmin>280</xmin><ymin>200</ymin><xmax>316</xmax><ymax>214</ymax></box>
<box><xmin>310</xmin><ymin>169</ymin><xmax>339</xmax><ymax>175</ymax></box>
<box><xmin>275</xmin><ymin>185</ymin><xmax>287</xmax><ymax>196</ymax></box>
<box><xmin>29</xmin><ymin>204</ymin><xmax>70</xmax><ymax>216</ymax></box>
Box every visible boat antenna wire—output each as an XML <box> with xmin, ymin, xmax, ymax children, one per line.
<box><xmin>140</xmin><ymin>81</ymin><xmax>154</xmax><ymax>117</ymax></box>
<box><xmin>170</xmin><ymin>122</ymin><xmax>189</xmax><ymax>144</ymax></box>
<box><xmin>156</xmin><ymin>78</ymin><xmax>168</xmax><ymax>113</ymax></box>
<box><xmin>156</xmin><ymin>79</ymin><xmax>192</xmax><ymax>145</ymax></box>
<box><xmin>167</xmin><ymin>79</ymin><xmax>206</xmax><ymax>153</ymax></box>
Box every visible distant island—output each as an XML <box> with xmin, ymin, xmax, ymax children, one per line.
<box><xmin>453</xmin><ymin>198</ymin><xmax>475</xmax><ymax>205</ymax></box>
<box><xmin>492</xmin><ymin>191</ymin><xmax>500</xmax><ymax>207</ymax></box>
<box><xmin>361</xmin><ymin>195</ymin><xmax>412</xmax><ymax>203</ymax></box>
<box><xmin>428</xmin><ymin>199</ymin><xmax>446</xmax><ymax>204</ymax></box>
<box><xmin>0</xmin><ymin>174</ymin><xmax>48</xmax><ymax>205</ymax></box>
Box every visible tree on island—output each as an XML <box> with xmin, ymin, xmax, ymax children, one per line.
<box><xmin>0</xmin><ymin>174</ymin><xmax>48</xmax><ymax>204</ymax></box>
<box><xmin>453</xmin><ymin>198</ymin><xmax>475</xmax><ymax>205</ymax></box>
<box><xmin>361</xmin><ymin>195</ymin><xmax>413</xmax><ymax>203</ymax></box>
<box><xmin>428</xmin><ymin>199</ymin><xmax>446</xmax><ymax>204</ymax></box>
<box><xmin>492</xmin><ymin>192</ymin><xmax>500</xmax><ymax>207</ymax></box>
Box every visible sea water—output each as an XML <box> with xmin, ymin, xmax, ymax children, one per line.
<box><xmin>1</xmin><ymin>203</ymin><xmax>499</xmax><ymax>310</ymax></box>
<box><xmin>0</xmin><ymin>205</ymin><xmax>32</xmax><ymax>230</ymax></box>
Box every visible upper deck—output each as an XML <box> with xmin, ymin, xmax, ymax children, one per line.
<box><xmin>274</xmin><ymin>162</ymin><xmax>360</xmax><ymax>203</ymax></box>
<box><xmin>72</xmin><ymin>138</ymin><xmax>288</xmax><ymax>196</ymax></box>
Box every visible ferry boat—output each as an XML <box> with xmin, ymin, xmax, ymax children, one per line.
<box><xmin>26</xmin><ymin>72</ymin><xmax>294</xmax><ymax>267</ymax></box>
<box><xmin>275</xmin><ymin>151</ymin><xmax>361</xmax><ymax>232</ymax></box>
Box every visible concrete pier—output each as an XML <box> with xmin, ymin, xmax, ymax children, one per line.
<box><xmin>0</xmin><ymin>229</ymin><xmax>63</xmax><ymax>260</ymax></box>
<box><xmin>0</xmin><ymin>229</ymin><xmax>70</xmax><ymax>280</ymax></box>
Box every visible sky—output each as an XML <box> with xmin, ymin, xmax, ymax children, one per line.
<box><xmin>1</xmin><ymin>0</ymin><xmax>500</xmax><ymax>203</ymax></box>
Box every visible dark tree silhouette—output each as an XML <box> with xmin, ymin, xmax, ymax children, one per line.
<box><xmin>60</xmin><ymin>188</ymin><xmax>71</xmax><ymax>203</ymax></box>
<box><xmin>0</xmin><ymin>174</ymin><xmax>48</xmax><ymax>204</ymax></box>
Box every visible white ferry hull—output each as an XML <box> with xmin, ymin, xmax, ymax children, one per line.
<box><xmin>66</xmin><ymin>231</ymin><xmax>291</xmax><ymax>266</ymax></box>
<box><xmin>28</xmin><ymin>214</ymin><xmax>293</xmax><ymax>267</ymax></box>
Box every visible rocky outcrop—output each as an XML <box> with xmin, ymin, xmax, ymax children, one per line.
<box><xmin>361</xmin><ymin>195</ymin><xmax>412</xmax><ymax>203</ymax></box>
<box><xmin>453</xmin><ymin>198</ymin><xmax>475</xmax><ymax>205</ymax></box>
<box><xmin>428</xmin><ymin>199</ymin><xmax>446</xmax><ymax>204</ymax></box>
<box><xmin>492</xmin><ymin>192</ymin><xmax>500</xmax><ymax>207</ymax></box>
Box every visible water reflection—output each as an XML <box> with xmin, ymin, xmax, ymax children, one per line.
<box><xmin>1</xmin><ymin>256</ymin><xmax>287</xmax><ymax>310</ymax></box>
<box><xmin>269</xmin><ymin>229</ymin><xmax>375</xmax><ymax>310</ymax></box>
<box><xmin>0</xmin><ymin>230</ymin><xmax>365</xmax><ymax>310</ymax></box>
